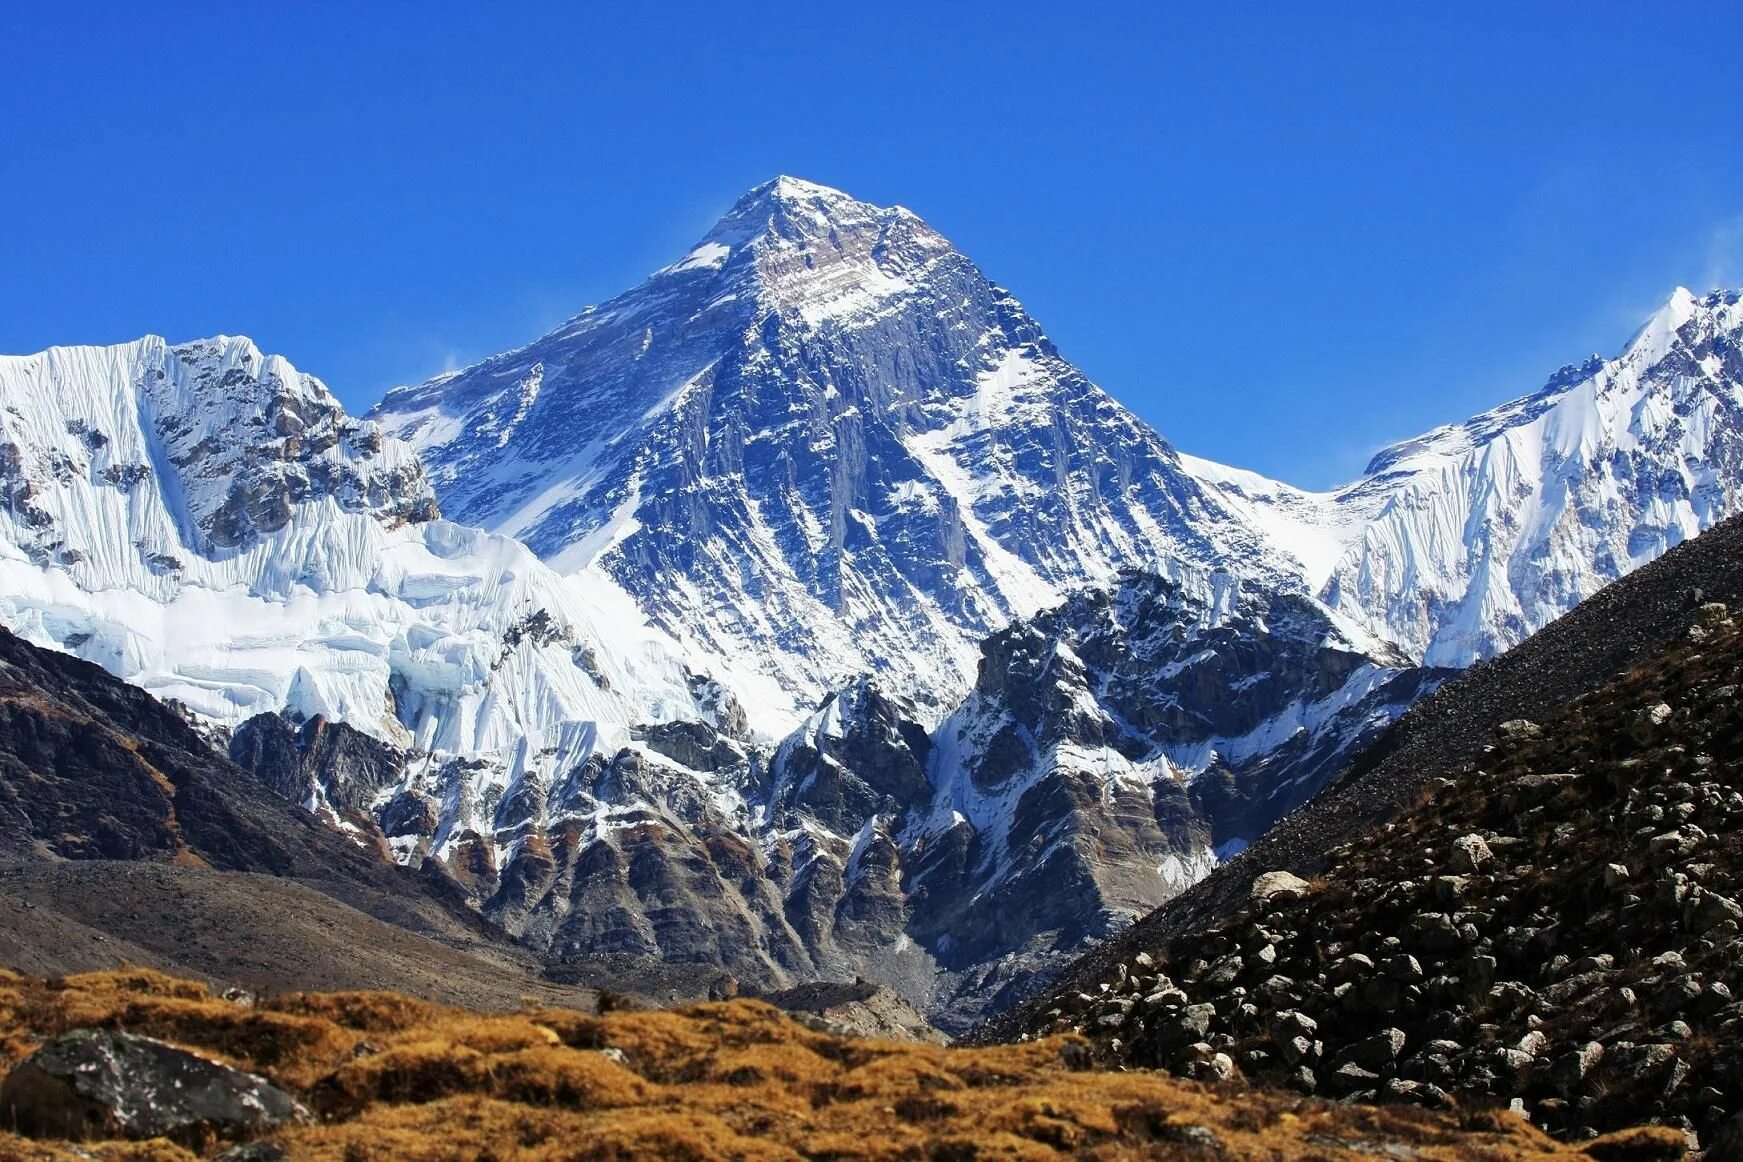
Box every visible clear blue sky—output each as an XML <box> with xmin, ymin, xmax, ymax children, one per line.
<box><xmin>6</xmin><ymin>3</ymin><xmax>1742</xmax><ymax>488</ymax></box>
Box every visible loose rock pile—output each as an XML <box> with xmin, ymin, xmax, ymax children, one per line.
<box><xmin>1021</xmin><ymin>602</ymin><xmax>1743</xmax><ymax>1152</ymax></box>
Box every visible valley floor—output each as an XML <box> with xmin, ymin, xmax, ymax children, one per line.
<box><xmin>0</xmin><ymin>969</ymin><xmax>1679</xmax><ymax>1161</ymax></box>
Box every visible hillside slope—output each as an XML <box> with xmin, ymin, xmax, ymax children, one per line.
<box><xmin>0</xmin><ymin>969</ymin><xmax>1677</xmax><ymax>1161</ymax></box>
<box><xmin>984</xmin><ymin>510</ymin><xmax>1743</xmax><ymax>1034</ymax></box>
<box><xmin>0</xmin><ymin>624</ymin><xmax>600</xmax><ymax>1008</ymax></box>
<box><xmin>996</xmin><ymin>542</ymin><xmax>1743</xmax><ymax>1148</ymax></box>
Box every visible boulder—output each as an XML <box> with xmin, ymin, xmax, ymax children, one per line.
<box><xmin>1686</xmin><ymin>889</ymin><xmax>1743</xmax><ymax>933</ymax></box>
<box><xmin>1448</xmin><ymin>834</ymin><xmax>1494</xmax><ymax>874</ymax></box>
<box><xmin>0</xmin><ymin>1028</ymin><xmax>310</xmax><ymax>1148</ymax></box>
<box><xmin>1346</xmin><ymin>1027</ymin><xmax>1408</xmax><ymax>1069</ymax></box>
<box><xmin>1250</xmin><ymin>870</ymin><xmax>1311</xmax><ymax>905</ymax></box>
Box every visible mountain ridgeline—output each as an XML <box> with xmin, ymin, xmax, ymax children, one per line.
<box><xmin>4</xmin><ymin>177</ymin><xmax>1743</xmax><ymax>1030</ymax></box>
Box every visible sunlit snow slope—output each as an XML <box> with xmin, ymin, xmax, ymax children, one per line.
<box><xmin>0</xmin><ymin>335</ymin><xmax>712</xmax><ymax>809</ymax></box>
<box><xmin>1186</xmin><ymin>289</ymin><xmax>1743</xmax><ymax>666</ymax></box>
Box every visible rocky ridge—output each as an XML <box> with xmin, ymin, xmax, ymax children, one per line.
<box><xmin>984</xmin><ymin>509</ymin><xmax>1743</xmax><ymax>1031</ymax></box>
<box><xmin>1006</xmin><ymin>599</ymin><xmax>1743</xmax><ymax>1151</ymax></box>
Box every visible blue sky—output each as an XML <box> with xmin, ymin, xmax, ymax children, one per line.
<box><xmin>5</xmin><ymin>3</ymin><xmax>1741</xmax><ymax>488</ymax></box>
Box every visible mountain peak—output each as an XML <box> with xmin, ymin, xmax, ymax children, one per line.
<box><xmin>1622</xmin><ymin>284</ymin><xmax>1708</xmax><ymax>370</ymax></box>
<box><xmin>745</xmin><ymin>174</ymin><xmax>859</xmax><ymax>205</ymax></box>
<box><xmin>702</xmin><ymin>176</ymin><xmax>913</xmax><ymax>250</ymax></box>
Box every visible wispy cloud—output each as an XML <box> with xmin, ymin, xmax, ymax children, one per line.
<box><xmin>1701</xmin><ymin>213</ymin><xmax>1743</xmax><ymax>291</ymax></box>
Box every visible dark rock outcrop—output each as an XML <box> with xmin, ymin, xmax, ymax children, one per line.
<box><xmin>230</xmin><ymin>712</ymin><xmax>405</xmax><ymax>826</ymax></box>
<box><xmin>0</xmin><ymin>1028</ymin><xmax>308</xmax><ymax>1147</ymax></box>
<box><xmin>0</xmin><ymin>625</ymin><xmax>521</xmax><ymax>966</ymax></box>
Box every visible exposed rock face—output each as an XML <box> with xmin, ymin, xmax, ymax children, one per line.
<box><xmin>899</xmin><ymin>569</ymin><xmax>1438</xmax><ymax>1026</ymax></box>
<box><xmin>1004</xmin><ymin>598</ymin><xmax>1743</xmax><ymax>1149</ymax></box>
<box><xmin>758</xmin><ymin>979</ymin><xmax>948</xmax><ymax>1044</ymax></box>
<box><xmin>768</xmin><ymin>678</ymin><xmax>932</xmax><ymax>835</ymax></box>
<box><xmin>138</xmin><ymin>339</ymin><xmax>438</xmax><ymax>552</ymax></box>
<box><xmin>229</xmin><ymin>712</ymin><xmax>406</xmax><ymax>835</ymax></box>
<box><xmin>0</xmin><ymin>1028</ymin><xmax>309</xmax><ymax>1147</ymax></box>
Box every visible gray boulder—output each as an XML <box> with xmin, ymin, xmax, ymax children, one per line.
<box><xmin>1250</xmin><ymin>870</ymin><xmax>1311</xmax><ymax>905</ymax></box>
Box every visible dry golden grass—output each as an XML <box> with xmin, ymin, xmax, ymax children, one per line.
<box><xmin>0</xmin><ymin>970</ymin><xmax>1682</xmax><ymax>1160</ymax></box>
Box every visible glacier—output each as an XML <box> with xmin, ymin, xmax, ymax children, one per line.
<box><xmin>0</xmin><ymin>334</ymin><xmax>729</xmax><ymax>848</ymax></box>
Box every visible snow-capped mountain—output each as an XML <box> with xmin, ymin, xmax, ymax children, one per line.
<box><xmin>0</xmin><ymin>335</ymin><xmax>719</xmax><ymax>830</ymax></box>
<box><xmin>10</xmin><ymin>176</ymin><xmax>1743</xmax><ymax>1030</ymax></box>
<box><xmin>1188</xmin><ymin>288</ymin><xmax>1743</xmax><ymax>666</ymax></box>
<box><xmin>373</xmin><ymin>177</ymin><xmax>1292</xmax><ymax>727</ymax></box>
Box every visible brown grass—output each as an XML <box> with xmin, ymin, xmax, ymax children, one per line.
<box><xmin>0</xmin><ymin>970</ymin><xmax>1681</xmax><ymax>1160</ymax></box>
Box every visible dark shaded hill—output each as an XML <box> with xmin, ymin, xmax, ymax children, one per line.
<box><xmin>0</xmin><ymin>863</ymin><xmax>600</xmax><ymax>1011</ymax></box>
<box><xmin>0</xmin><ymin>624</ymin><xmax>407</xmax><ymax>880</ymax></box>
<box><xmin>0</xmin><ymin>626</ymin><xmax>597</xmax><ymax>1009</ymax></box>
<box><xmin>981</xmin><ymin>511</ymin><xmax>1743</xmax><ymax>1040</ymax></box>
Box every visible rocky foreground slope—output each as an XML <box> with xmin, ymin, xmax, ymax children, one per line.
<box><xmin>0</xmin><ymin>969</ymin><xmax>1681</xmax><ymax>1160</ymax></box>
<box><xmin>1002</xmin><ymin>595</ymin><xmax>1743</xmax><ymax>1151</ymax></box>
